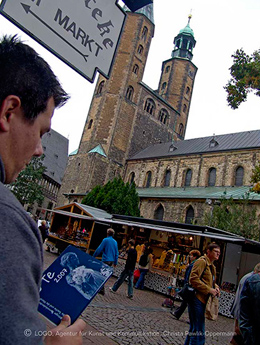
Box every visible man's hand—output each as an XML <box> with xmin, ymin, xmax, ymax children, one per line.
<box><xmin>44</xmin><ymin>315</ymin><xmax>87</xmax><ymax>345</ymax></box>
<box><xmin>209</xmin><ymin>287</ymin><xmax>220</xmax><ymax>297</ymax></box>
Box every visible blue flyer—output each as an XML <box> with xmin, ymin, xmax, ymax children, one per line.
<box><xmin>38</xmin><ymin>245</ymin><xmax>113</xmax><ymax>325</ymax></box>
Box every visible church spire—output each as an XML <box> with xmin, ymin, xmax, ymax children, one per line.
<box><xmin>171</xmin><ymin>14</ymin><xmax>196</xmax><ymax>61</ymax></box>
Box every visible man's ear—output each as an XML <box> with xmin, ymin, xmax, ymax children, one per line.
<box><xmin>0</xmin><ymin>95</ymin><xmax>22</xmax><ymax>132</ymax></box>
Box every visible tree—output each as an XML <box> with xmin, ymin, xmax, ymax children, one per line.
<box><xmin>9</xmin><ymin>156</ymin><xmax>46</xmax><ymax>206</ymax></box>
<box><xmin>224</xmin><ymin>49</ymin><xmax>260</xmax><ymax>109</ymax></box>
<box><xmin>200</xmin><ymin>193</ymin><xmax>260</xmax><ymax>241</ymax></box>
<box><xmin>82</xmin><ymin>177</ymin><xmax>140</xmax><ymax>217</ymax></box>
<box><xmin>250</xmin><ymin>163</ymin><xmax>260</xmax><ymax>193</ymax></box>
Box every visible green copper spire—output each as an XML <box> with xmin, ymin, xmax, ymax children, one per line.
<box><xmin>172</xmin><ymin>14</ymin><xmax>196</xmax><ymax>61</ymax></box>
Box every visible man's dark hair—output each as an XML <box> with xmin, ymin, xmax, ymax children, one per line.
<box><xmin>128</xmin><ymin>239</ymin><xmax>135</xmax><ymax>246</ymax></box>
<box><xmin>0</xmin><ymin>35</ymin><xmax>69</xmax><ymax>119</ymax></box>
<box><xmin>206</xmin><ymin>242</ymin><xmax>220</xmax><ymax>252</ymax></box>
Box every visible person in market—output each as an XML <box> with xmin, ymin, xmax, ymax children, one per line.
<box><xmin>171</xmin><ymin>249</ymin><xmax>201</xmax><ymax>320</ymax></box>
<box><xmin>39</xmin><ymin>219</ymin><xmax>49</xmax><ymax>243</ymax></box>
<box><xmin>0</xmin><ymin>35</ymin><xmax>86</xmax><ymax>344</ymax></box>
<box><xmin>135</xmin><ymin>245</ymin><xmax>153</xmax><ymax>290</ymax></box>
<box><xmin>93</xmin><ymin>228</ymin><xmax>119</xmax><ymax>295</ymax></box>
<box><xmin>184</xmin><ymin>242</ymin><xmax>221</xmax><ymax>345</ymax></box>
<box><xmin>229</xmin><ymin>266</ymin><xmax>256</xmax><ymax>345</ymax></box>
<box><xmin>239</xmin><ymin>263</ymin><xmax>260</xmax><ymax>345</ymax></box>
<box><xmin>109</xmin><ymin>239</ymin><xmax>137</xmax><ymax>299</ymax></box>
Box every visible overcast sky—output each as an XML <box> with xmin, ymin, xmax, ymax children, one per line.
<box><xmin>0</xmin><ymin>0</ymin><xmax>260</xmax><ymax>153</ymax></box>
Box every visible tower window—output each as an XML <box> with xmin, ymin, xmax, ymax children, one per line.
<box><xmin>141</xmin><ymin>26</ymin><xmax>148</xmax><ymax>41</ymax></box>
<box><xmin>183</xmin><ymin>104</ymin><xmax>187</xmax><ymax>113</ymax></box>
<box><xmin>179</xmin><ymin>123</ymin><xmax>184</xmax><ymax>137</ymax></box>
<box><xmin>96</xmin><ymin>80</ymin><xmax>104</xmax><ymax>95</ymax></box>
<box><xmin>208</xmin><ymin>167</ymin><xmax>216</xmax><ymax>187</ymax></box>
<box><xmin>186</xmin><ymin>86</ymin><xmax>190</xmax><ymax>95</ymax></box>
<box><xmin>184</xmin><ymin>169</ymin><xmax>192</xmax><ymax>187</ymax></box>
<box><xmin>235</xmin><ymin>166</ymin><xmax>244</xmax><ymax>186</ymax></box>
<box><xmin>165</xmin><ymin>66</ymin><xmax>170</xmax><ymax>73</ymax></box>
<box><xmin>137</xmin><ymin>44</ymin><xmax>144</xmax><ymax>55</ymax></box>
<box><xmin>88</xmin><ymin>119</ymin><xmax>93</xmax><ymax>129</ymax></box>
<box><xmin>144</xmin><ymin>98</ymin><xmax>155</xmax><ymax>115</ymax></box>
<box><xmin>126</xmin><ymin>86</ymin><xmax>134</xmax><ymax>101</ymax></box>
<box><xmin>132</xmin><ymin>64</ymin><xmax>139</xmax><ymax>75</ymax></box>
<box><xmin>161</xmin><ymin>82</ymin><xmax>167</xmax><ymax>91</ymax></box>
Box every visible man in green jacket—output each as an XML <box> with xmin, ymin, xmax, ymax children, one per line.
<box><xmin>184</xmin><ymin>243</ymin><xmax>220</xmax><ymax>345</ymax></box>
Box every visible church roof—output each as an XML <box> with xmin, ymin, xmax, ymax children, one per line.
<box><xmin>136</xmin><ymin>186</ymin><xmax>260</xmax><ymax>201</ymax></box>
<box><xmin>88</xmin><ymin>144</ymin><xmax>107</xmax><ymax>157</ymax></box>
<box><xmin>179</xmin><ymin>22</ymin><xmax>194</xmax><ymax>37</ymax></box>
<box><xmin>128</xmin><ymin>130</ymin><xmax>260</xmax><ymax>160</ymax></box>
<box><xmin>123</xmin><ymin>3</ymin><xmax>154</xmax><ymax>24</ymax></box>
<box><xmin>178</xmin><ymin>15</ymin><xmax>194</xmax><ymax>37</ymax></box>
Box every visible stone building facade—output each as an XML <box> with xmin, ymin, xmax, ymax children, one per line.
<box><xmin>124</xmin><ymin>131</ymin><xmax>260</xmax><ymax>224</ymax></box>
<box><xmin>57</xmin><ymin>4</ymin><xmax>260</xmax><ymax>229</ymax></box>
<box><xmin>58</xmin><ymin>4</ymin><xmax>197</xmax><ymax>206</ymax></box>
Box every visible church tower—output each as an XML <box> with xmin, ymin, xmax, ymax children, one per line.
<box><xmin>58</xmin><ymin>8</ymin><xmax>198</xmax><ymax>206</ymax></box>
<box><xmin>158</xmin><ymin>15</ymin><xmax>197</xmax><ymax>139</ymax></box>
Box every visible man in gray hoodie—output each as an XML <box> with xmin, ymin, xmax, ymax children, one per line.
<box><xmin>0</xmin><ymin>35</ymin><xmax>86</xmax><ymax>344</ymax></box>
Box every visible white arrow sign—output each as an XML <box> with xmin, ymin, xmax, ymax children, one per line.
<box><xmin>0</xmin><ymin>0</ymin><xmax>126</xmax><ymax>82</ymax></box>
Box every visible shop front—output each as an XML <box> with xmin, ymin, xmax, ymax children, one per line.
<box><xmin>45</xmin><ymin>203</ymin><xmax>260</xmax><ymax>317</ymax></box>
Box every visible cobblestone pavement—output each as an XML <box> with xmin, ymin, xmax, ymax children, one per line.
<box><xmin>44</xmin><ymin>251</ymin><xmax>234</xmax><ymax>345</ymax></box>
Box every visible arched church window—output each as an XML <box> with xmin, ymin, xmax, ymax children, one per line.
<box><xmin>129</xmin><ymin>172</ymin><xmax>135</xmax><ymax>185</ymax></box>
<box><xmin>162</xmin><ymin>82</ymin><xmax>167</xmax><ymax>91</ymax></box>
<box><xmin>186</xmin><ymin>86</ymin><xmax>190</xmax><ymax>95</ymax></box>
<box><xmin>158</xmin><ymin>109</ymin><xmax>169</xmax><ymax>124</ymax></box>
<box><xmin>183</xmin><ymin>104</ymin><xmax>187</xmax><ymax>113</ymax></box>
<box><xmin>184</xmin><ymin>169</ymin><xmax>192</xmax><ymax>187</ymax></box>
<box><xmin>154</xmin><ymin>204</ymin><xmax>164</xmax><ymax>220</ymax></box>
<box><xmin>235</xmin><ymin>166</ymin><xmax>244</xmax><ymax>186</ymax></box>
<box><xmin>208</xmin><ymin>167</ymin><xmax>216</xmax><ymax>186</ymax></box>
<box><xmin>126</xmin><ymin>86</ymin><xmax>134</xmax><ymax>101</ymax></box>
<box><xmin>144</xmin><ymin>98</ymin><xmax>155</xmax><ymax>115</ymax></box>
<box><xmin>96</xmin><ymin>80</ymin><xmax>104</xmax><ymax>95</ymax></box>
<box><xmin>133</xmin><ymin>64</ymin><xmax>139</xmax><ymax>75</ymax></box>
<box><xmin>141</xmin><ymin>26</ymin><xmax>148</xmax><ymax>41</ymax></box>
<box><xmin>165</xmin><ymin>66</ymin><xmax>170</xmax><ymax>73</ymax></box>
<box><xmin>137</xmin><ymin>44</ymin><xmax>144</xmax><ymax>55</ymax></box>
<box><xmin>179</xmin><ymin>123</ymin><xmax>184</xmax><ymax>137</ymax></box>
<box><xmin>164</xmin><ymin>170</ymin><xmax>171</xmax><ymax>187</ymax></box>
<box><xmin>145</xmin><ymin>171</ymin><xmax>152</xmax><ymax>188</ymax></box>
<box><xmin>185</xmin><ymin>206</ymin><xmax>194</xmax><ymax>224</ymax></box>
<box><xmin>88</xmin><ymin>119</ymin><xmax>93</xmax><ymax>129</ymax></box>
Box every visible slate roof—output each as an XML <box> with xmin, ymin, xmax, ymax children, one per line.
<box><xmin>41</xmin><ymin>129</ymin><xmax>68</xmax><ymax>184</ymax></box>
<box><xmin>137</xmin><ymin>186</ymin><xmax>260</xmax><ymax>201</ymax></box>
<box><xmin>129</xmin><ymin>130</ymin><xmax>260</xmax><ymax>160</ymax></box>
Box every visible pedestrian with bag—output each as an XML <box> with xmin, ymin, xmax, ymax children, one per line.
<box><xmin>109</xmin><ymin>239</ymin><xmax>137</xmax><ymax>299</ymax></box>
<box><xmin>135</xmin><ymin>245</ymin><xmax>153</xmax><ymax>290</ymax></box>
<box><xmin>171</xmin><ymin>249</ymin><xmax>201</xmax><ymax>320</ymax></box>
<box><xmin>184</xmin><ymin>243</ymin><xmax>221</xmax><ymax>345</ymax></box>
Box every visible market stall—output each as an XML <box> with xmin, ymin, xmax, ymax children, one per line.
<box><xmin>45</xmin><ymin>202</ymin><xmax>112</xmax><ymax>254</ymax></box>
<box><xmin>44</xmin><ymin>203</ymin><xmax>260</xmax><ymax>317</ymax></box>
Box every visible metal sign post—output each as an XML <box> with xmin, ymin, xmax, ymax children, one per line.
<box><xmin>0</xmin><ymin>0</ymin><xmax>126</xmax><ymax>82</ymax></box>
